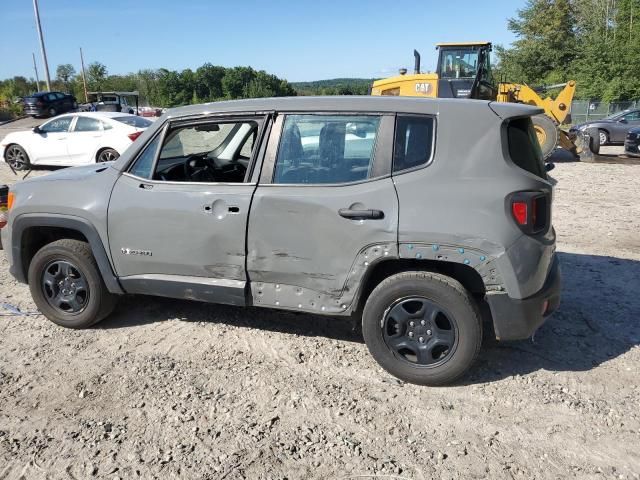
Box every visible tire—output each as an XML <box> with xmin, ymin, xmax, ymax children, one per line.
<box><xmin>4</xmin><ymin>144</ymin><xmax>30</xmax><ymax>171</ymax></box>
<box><xmin>531</xmin><ymin>114</ymin><xmax>558</xmax><ymax>159</ymax></box>
<box><xmin>27</xmin><ymin>239</ymin><xmax>117</xmax><ymax>329</ymax></box>
<box><xmin>598</xmin><ymin>129</ymin><xmax>608</xmax><ymax>146</ymax></box>
<box><xmin>48</xmin><ymin>107</ymin><xmax>57</xmax><ymax>117</ymax></box>
<box><xmin>96</xmin><ymin>148</ymin><xmax>119</xmax><ymax>163</ymax></box>
<box><xmin>362</xmin><ymin>271</ymin><xmax>482</xmax><ymax>386</ymax></box>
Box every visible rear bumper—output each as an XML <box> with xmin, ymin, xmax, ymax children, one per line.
<box><xmin>23</xmin><ymin>105</ymin><xmax>47</xmax><ymax>116</ymax></box>
<box><xmin>486</xmin><ymin>255</ymin><xmax>561</xmax><ymax>340</ymax></box>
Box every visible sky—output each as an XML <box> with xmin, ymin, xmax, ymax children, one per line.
<box><xmin>0</xmin><ymin>0</ymin><xmax>525</xmax><ymax>83</ymax></box>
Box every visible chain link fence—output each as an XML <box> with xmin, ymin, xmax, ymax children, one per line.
<box><xmin>571</xmin><ymin>100</ymin><xmax>640</xmax><ymax>125</ymax></box>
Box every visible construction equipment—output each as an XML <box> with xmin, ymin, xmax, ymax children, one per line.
<box><xmin>371</xmin><ymin>42</ymin><xmax>577</xmax><ymax>157</ymax></box>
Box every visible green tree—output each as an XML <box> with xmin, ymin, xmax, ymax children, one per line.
<box><xmin>55</xmin><ymin>64</ymin><xmax>76</xmax><ymax>90</ymax></box>
<box><xmin>87</xmin><ymin>62</ymin><xmax>107</xmax><ymax>90</ymax></box>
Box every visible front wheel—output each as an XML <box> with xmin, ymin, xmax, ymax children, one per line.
<box><xmin>97</xmin><ymin>148</ymin><xmax>119</xmax><ymax>163</ymax></box>
<box><xmin>598</xmin><ymin>129</ymin><xmax>609</xmax><ymax>146</ymax></box>
<box><xmin>28</xmin><ymin>239</ymin><xmax>117</xmax><ymax>328</ymax></box>
<box><xmin>362</xmin><ymin>272</ymin><xmax>482</xmax><ymax>386</ymax></box>
<box><xmin>4</xmin><ymin>144</ymin><xmax>30</xmax><ymax>171</ymax></box>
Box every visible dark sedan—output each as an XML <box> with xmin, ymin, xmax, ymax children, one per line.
<box><xmin>570</xmin><ymin>109</ymin><xmax>640</xmax><ymax>145</ymax></box>
<box><xmin>23</xmin><ymin>91</ymin><xmax>77</xmax><ymax>117</ymax></box>
<box><xmin>624</xmin><ymin>127</ymin><xmax>640</xmax><ymax>157</ymax></box>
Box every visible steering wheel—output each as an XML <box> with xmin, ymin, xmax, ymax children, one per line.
<box><xmin>184</xmin><ymin>155</ymin><xmax>214</xmax><ymax>181</ymax></box>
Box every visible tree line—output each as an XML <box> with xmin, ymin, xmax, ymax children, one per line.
<box><xmin>0</xmin><ymin>62</ymin><xmax>297</xmax><ymax>112</ymax></box>
<box><xmin>494</xmin><ymin>0</ymin><xmax>640</xmax><ymax>101</ymax></box>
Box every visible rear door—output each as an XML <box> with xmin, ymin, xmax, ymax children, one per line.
<box><xmin>107</xmin><ymin>114</ymin><xmax>269</xmax><ymax>305</ymax></box>
<box><xmin>247</xmin><ymin>113</ymin><xmax>398</xmax><ymax>314</ymax></box>
<box><xmin>67</xmin><ymin>115</ymin><xmax>104</xmax><ymax>165</ymax></box>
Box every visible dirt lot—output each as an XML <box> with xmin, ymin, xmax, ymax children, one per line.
<box><xmin>0</xmin><ymin>147</ymin><xmax>639</xmax><ymax>479</ymax></box>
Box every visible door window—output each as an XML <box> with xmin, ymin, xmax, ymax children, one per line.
<box><xmin>152</xmin><ymin>120</ymin><xmax>260</xmax><ymax>183</ymax></box>
<box><xmin>393</xmin><ymin>116</ymin><xmax>435</xmax><ymax>172</ymax></box>
<box><xmin>46</xmin><ymin>93</ymin><xmax>57</xmax><ymax>102</ymax></box>
<box><xmin>74</xmin><ymin>116</ymin><xmax>103</xmax><ymax>132</ymax></box>
<box><xmin>55</xmin><ymin>93</ymin><xmax>65</xmax><ymax>100</ymax></box>
<box><xmin>273</xmin><ymin>115</ymin><xmax>381</xmax><ymax>184</ymax></box>
<box><xmin>40</xmin><ymin>117</ymin><xmax>72</xmax><ymax>133</ymax></box>
<box><xmin>622</xmin><ymin>111</ymin><xmax>640</xmax><ymax>122</ymax></box>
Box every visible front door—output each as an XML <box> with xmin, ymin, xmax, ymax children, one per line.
<box><xmin>30</xmin><ymin>115</ymin><xmax>73</xmax><ymax>165</ymax></box>
<box><xmin>107</xmin><ymin>115</ymin><xmax>268</xmax><ymax>305</ymax></box>
<box><xmin>248</xmin><ymin>113</ymin><xmax>398</xmax><ymax>315</ymax></box>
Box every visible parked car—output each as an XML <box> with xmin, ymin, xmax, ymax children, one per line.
<box><xmin>0</xmin><ymin>96</ymin><xmax>561</xmax><ymax>386</ymax></box>
<box><xmin>1</xmin><ymin>112</ymin><xmax>151</xmax><ymax>170</ymax></box>
<box><xmin>23</xmin><ymin>91</ymin><xmax>78</xmax><ymax>117</ymax></box>
<box><xmin>569</xmin><ymin>108</ymin><xmax>640</xmax><ymax>145</ymax></box>
<box><xmin>624</xmin><ymin>127</ymin><xmax>640</xmax><ymax>157</ymax></box>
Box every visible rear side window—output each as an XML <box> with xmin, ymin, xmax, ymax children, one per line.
<box><xmin>273</xmin><ymin>114</ymin><xmax>380</xmax><ymax>184</ymax></box>
<box><xmin>114</xmin><ymin>116</ymin><xmax>152</xmax><ymax>128</ymax></box>
<box><xmin>74</xmin><ymin>116</ymin><xmax>102</xmax><ymax>132</ymax></box>
<box><xmin>393</xmin><ymin>116</ymin><xmax>435</xmax><ymax>172</ymax></box>
<box><xmin>507</xmin><ymin>118</ymin><xmax>546</xmax><ymax>178</ymax></box>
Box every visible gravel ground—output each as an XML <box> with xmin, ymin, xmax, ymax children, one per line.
<box><xmin>0</xmin><ymin>149</ymin><xmax>639</xmax><ymax>479</ymax></box>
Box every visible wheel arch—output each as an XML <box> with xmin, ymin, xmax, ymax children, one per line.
<box><xmin>354</xmin><ymin>258</ymin><xmax>487</xmax><ymax>314</ymax></box>
<box><xmin>11</xmin><ymin>214</ymin><xmax>123</xmax><ymax>294</ymax></box>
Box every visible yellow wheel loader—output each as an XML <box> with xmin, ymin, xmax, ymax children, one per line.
<box><xmin>371</xmin><ymin>43</ymin><xmax>576</xmax><ymax>158</ymax></box>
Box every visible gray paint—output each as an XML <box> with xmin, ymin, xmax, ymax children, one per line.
<box><xmin>3</xmin><ymin>96</ymin><xmax>558</xmax><ymax>340</ymax></box>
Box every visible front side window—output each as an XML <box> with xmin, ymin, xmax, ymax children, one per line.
<box><xmin>152</xmin><ymin>120</ymin><xmax>259</xmax><ymax>183</ymax></box>
<box><xmin>273</xmin><ymin>115</ymin><xmax>380</xmax><ymax>184</ymax></box>
<box><xmin>40</xmin><ymin>117</ymin><xmax>72</xmax><ymax>133</ymax></box>
<box><xmin>622</xmin><ymin>111</ymin><xmax>640</xmax><ymax>122</ymax></box>
<box><xmin>393</xmin><ymin>116</ymin><xmax>435</xmax><ymax>172</ymax></box>
<box><xmin>74</xmin><ymin>116</ymin><xmax>103</xmax><ymax>132</ymax></box>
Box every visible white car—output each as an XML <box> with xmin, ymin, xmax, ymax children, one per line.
<box><xmin>1</xmin><ymin>112</ymin><xmax>152</xmax><ymax>170</ymax></box>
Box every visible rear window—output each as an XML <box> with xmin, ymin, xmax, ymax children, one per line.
<box><xmin>507</xmin><ymin>118</ymin><xmax>546</xmax><ymax>178</ymax></box>
<box><xmin>114</xmin><ymin>116</ymin><xmax>152</xmax><ymax>128</ymax></box>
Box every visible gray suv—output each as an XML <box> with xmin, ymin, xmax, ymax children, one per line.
<box><xmin>0</xmin><ymin>97</ymin><xmax>561</xmax><ymax>385</ymax></box>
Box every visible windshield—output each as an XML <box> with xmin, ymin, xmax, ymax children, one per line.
<box><xmin>439</xmin><ymin>48</ymin><xmax>479</xmax><ymax>79</ymax></box>
<box><xmin>603</xmin><ymin>110</ymin><xmax>629</xmax><ymax>120</ymax></box>
<box><xmin>114</xmin><ymin>116</ymin><xmax>152</xmax><ymax>128</ymax></box>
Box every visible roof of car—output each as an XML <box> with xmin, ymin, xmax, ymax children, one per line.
<box><xmin>73</xmin><ymin>112</ymin><xmax>136</xmax><ymax>118</ymax></box>
<box><xmin>167</xmin><ymin>96</ymin><xmax>541</xmax><ymax>119</ymax></box>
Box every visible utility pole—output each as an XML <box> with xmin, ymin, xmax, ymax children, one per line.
<box><xmin>32</xmin><ymin>52</ymin><xmax>41</xmax><ymax>92</ymax></box>
<box><xmin>33</xmin><ymin>0</ymin><xmax>51</xmax><ymax>91</ymax></box>
<box><xmin>80</xmin><ymin>47</ymin><xmax>88</xmax><ymax>103</ymax></box>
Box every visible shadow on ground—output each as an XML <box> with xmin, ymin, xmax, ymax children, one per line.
<box><xmin>99</xmin><ymin>252</ymin><xmax>640</xmax><ymax>382</ymax></box>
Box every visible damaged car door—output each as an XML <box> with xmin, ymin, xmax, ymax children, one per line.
<box><xmin>247</xmin><ymin>113</ymin><xmax>398</xmax><ymax>314</ymax></box>
<box><xmin>107</xmin><ymin>115</ymin><xmax>268</xmax><ymax>305</ymax></box>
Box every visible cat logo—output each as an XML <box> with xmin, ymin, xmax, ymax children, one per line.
<box><xmin>415</xmin><ymin>82</ymin><xmax>432</xmax><ymax>94</ymax></box>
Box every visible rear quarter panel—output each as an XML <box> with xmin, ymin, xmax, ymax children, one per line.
<box><xmin>394</xmin><ymin>101</ymin><xmax>554</xmax><ymax>299</ymax></box>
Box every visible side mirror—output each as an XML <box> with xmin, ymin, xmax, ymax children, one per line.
<box><xmin>619</xmin><ymin>118</ymin><xmax>627</xmax><ymax>123</ymax></box>
<box><xmin>32</xmin><ymin>126</ymin><xmax>41</xmax><ymax>134</ymax></box>
<box><xmin>545</xmin><ymin>162</ymin><xmax>555</xmax><ymax>172</ymax></box>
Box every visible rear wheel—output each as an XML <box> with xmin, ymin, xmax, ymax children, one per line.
<box><xmin>4</xmin><ymin>144</ymin><xmax>30</xmax><ymax>171</ymax></box>
<box><xmin>48</xmin><ymin>107</ymin><xmax>57</xmax><ymax>117</ymax></box>
<box><xmin>28</xmin><ymin>239</ymin><xmax>117</xmax><ymax>328</ymax></box>
<box><xmin>362</xmin><ymin>271</ymin><xmax>482</xmax><ymax>386</ymax></box>
<box><xmin>531</xmin><ymin>114</ymin><xmax>558</xmax><ymax>159</ymax></box>
<box><xmin>97</xmin><ymin>148</ymin><xmax>119</xmax><ymax>163</ymax></box>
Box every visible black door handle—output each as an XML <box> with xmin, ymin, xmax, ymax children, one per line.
<box><xmin>139</xmin><ymin>183</ymin><xmax>153</xmax><ymax>190</ymax></box>
<box><xmin>338</xmin><ymin>208</ymin><xmax>385</xmax><ymax>220</ymax></box>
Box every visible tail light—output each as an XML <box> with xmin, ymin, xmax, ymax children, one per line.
<box><xmin>128</xmin><ymin>131</ymin><xmax>142</xmax><ymax>142</ymax></box>
<box><xmin>0</xmin><ymin>187</ymin><xmax>10</xmax><ymax>229</ymax></box>
<box><xmin>509</xmin><ymin>191</ymin><xmax>549</xmax><ymax>235</ymax></box>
